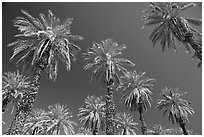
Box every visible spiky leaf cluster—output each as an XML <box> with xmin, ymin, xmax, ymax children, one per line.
<box><xmin>115</xmin><ymin>112</ymin><xmax>138</xmax><ymax>135</ymax></box>
<box><xmin>156</xmin><ymin>87</ymin><xmax>194</xmax><ymax>124</ymax></box>
<box><xmin>117</xmin><ymin>70</ymin><xmax>155</xmax><ymax>111</ymax></box>
<box><xmin>2</xmin><ymin>70</ymin><xmax>32</xmax><ymax>113</ymax></box>
<box><xmin>78</xmin><ymin>96</ymin><xmax>106</xmax><ymax>132</ymax></box>
<box><xmin>143</xmin><ymin>2</ymin><xmax>202</xmax><ymax>54</ymax></box>
<box><xmin>8</xmin><ymin>10</ymin><xmax>83</xmax><ymax>81</ymax></box>
<box><xmin>83</xmin><ymin>38</ymin><xmax>135</xmax><ymax>88</ymax></box>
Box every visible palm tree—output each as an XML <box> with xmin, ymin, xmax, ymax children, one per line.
<box><xmin>117</xmin><ymin>70</ymin><xmax>155</xmax><ymax>134</ymax></box>
<box><xmin>45</xmin><ymin>103</ymin><xmax>76</xmax><ymax>135</ymax></box>
<box><xmin>115</xmin><ymin>112</ymin><xmax>138</xmax><ymax>135</ymax></box>
<box><xmin>7</xmin><ymin>10</ymin><xmax>83</xmax><ymax>134</ymax></box>
<box><xmin>2</xmin><ymin>70</ymin><xmax>31</xmax><ymax>113</ymax></box>
<box><xmin>143</xmin><ymin>2</ymin><xmax>202</xmax><ymax>67</ymax></box>
<box><xmin>83</xmin><ymin>39</ymin><xmax>135</xmax><ymax>135</ymax></box>
<box><xmin>22</xmin><ymin>108</ymin><xmax>50</xmax><ymax>135</ymax></box>
<box><xmin>78</xmin><ymin>95</ymin><xmax>106</xmax><ymax>135</ymax></box>
<box><xmin>2</xmin><ymin>70</ymin><xmax>35</xmax><ymax>134</ymax></box>
<box><xmin>156</xmin><ymin>87</ymin><xmax>194</xmax><ymax>135</ymax></box>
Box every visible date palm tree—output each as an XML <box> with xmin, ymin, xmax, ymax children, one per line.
<box><xmin>83</xmin><ymin>39</ymin><xmax>135</xmax><ymax>134</ymax></box>
<box><xmin>7</xmin><ymin>10</ymin><xmax>83</xmax><ymax>134</ymax></box>
<box><xmin>143</xmin><ymin>2</ymin><xmax>202</xmax><ymax>67</ymax></box>
<box><xmin>2</xmin><ymin>70</ymin><xmax>31</xmax><ymax>113</ymax></box>
<box><xmin>22</xmin><ymin>108</ymin><xmax>50</xmax><ymax>135</ymax></box>
<box><xmin>46</xmin><ymin>103</ymin><xmax>76</xmax><ymax>135</ymax></box>
<box><xmin>156</xmin><ymin>87</ymin><xmax>194</xmax><ymax>135</ymax></box>
<box><xmin>115</xmin><ymin>112</ymin><xmax>138</xmax><ymax>135</ymax></box>
<box><xmin>78</xmin><ymin>95</ymin><xmax>106</xmax><ymax>135</ymax></box>
<box><xmin>2</xmin><ymin>70</ymin><xmax>36</xmax><ymax>134</ymax></box>
<box><xmin>117</xmin><ymin>70</ymin><xmax>155</xmax><ymax>134</ymax></box>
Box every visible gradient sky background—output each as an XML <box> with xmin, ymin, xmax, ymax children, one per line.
<box><xmin>2</xmin><ymin>2</ymin><xmax>202</xmax><ymax>135</ymax></box>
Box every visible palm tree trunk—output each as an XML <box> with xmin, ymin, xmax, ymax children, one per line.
<box><xmin>105</xmin><ymin>79</ymin><xmax>116</xmax><ymax>135</ymax></box>
<box><xmin>179</xmin><ymin>121</ymin><xmax>188</xmax><ymax>135</ymax></box>
<box><xmin>8</xmin><ymin>50</ymin><xmax>50</xmax><ymax>135</ymax></box>
<box><xmin>138</xmin><ymin>104</ymin><xmax>147</xmax><ymax>135</ymax></box>
<box><xmin>185</xmin><ymin>32</ymin><xmax>202</xmax><ymax>61</ymax></box>
<box><xmin>123</xmin><ymin>128</ymin><xmax>127</xmax><ymax>135</ymax></box>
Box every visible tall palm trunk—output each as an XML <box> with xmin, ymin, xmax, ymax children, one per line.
<box><xmin>105</xmin><ymin>79</ymin><xmax>115</xmax><ymax>135</ymax></box>
<box><xmin>138</xmin><ymin>103</ymin><xmax>147</xmax><ymax>135</ymax></box>
<box><xmin>179</xmin><ymin>120</ymin><xmax>188</xmax><ymax>135</ymax></box>
<box><xmin>123</xmin><ymin>128</ymin><xmax>127</xmax><ymax>135</ymax></box>
<box><xmin>8</xmin><ymin>44</ymin><xmax>51</xmax><ymax>135</ymax></box>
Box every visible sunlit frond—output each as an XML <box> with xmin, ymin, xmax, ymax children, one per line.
<box><xmin>83</xmin><ymin>39</ymin><xmax>135</xmax><ymax>88</ymax></box>
<box><xmin>115</xmin><ymin>112</ymin><xmax>138</xmax><ymax>135</ymax></box>
<box><xmin>143</xmin><ymin>2</ymin><xmax>201</xmax><ymax>56</ymax></box>
<box><xmin>46</xmin><ymin>103</ymin><xmax>76</xmax><ymax>135</ymax></box>
<box><xmin>117</xmin><ymin>70</ymin><xmax>155</xmax><ymax>111</ymax></box>
<box><xmin>9</xmin><ymin>10</ymin><xmax>83</xmax><ymax>80</ymax></box>
<box><xmin>156</xmin><ymin>87</ymin><xmax>194</xmax><ymax>125</ymax></box>
<box><xmin>78</xmin><ymin>96</ymin><xmax>106</xmax><ymax>132</ymax></box>
<box><xmin>2</xmin><ymin>70</ymin><xmax>32</xmax><ymax>113</ymax></box>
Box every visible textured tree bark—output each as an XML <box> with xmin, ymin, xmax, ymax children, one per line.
<box><xmin>179</xmin><ymin>121</ymin><xmax>188</xmax><ymax>135</ymax></box>
<box><xmin>105</xmin><ymin>79</ymin><xmax>116</xmax><ymax>135</ymax></box>
<box><xmin>138</xmin><ymin>104</ymin><xmax>147</xmax><ymax>135</ymax></box>
<box><xmin>185</xmin><ymin>32</ymin><xmax>202</xmax><ymax>62</ymax></box>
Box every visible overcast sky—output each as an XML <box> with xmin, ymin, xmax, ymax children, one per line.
<box><xmin>2</xmin><ymin>2</ymin><xmax>202</xmax><ymax>135</ymax></box>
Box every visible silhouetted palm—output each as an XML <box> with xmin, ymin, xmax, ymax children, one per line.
<box><xmin>83</xmin><ymin>39</ymin><xmax>135</xmax><ymax>134</ymax></box>
<box><xmin>156</xmin><ymin>87</ymin><xmax>194</xmax><ymax>135</ymax></box>
<box><xmin>117</xmin><ymin>70</ymin><xmax>155</xmax><ymax>134</ymax></box>
<box><xmin>8</xmin><ymin>10</ymin><xmax>83</xmax><ymax>134</ymax></box>
<box><xmin>23</xmin><ymin>108</ymin><xmax>50</xmax><ymax>135</ymax></box>
<box><xmin>46</xmin><ymin>103</ymin><xmax>76</xmax><ymax>135</ymax></box>
<box><xmin>78</xmin><ymin>95</ymin><xmax>106</xmax><ymax>135</ymax></box>
<box><xmin>143</xmin><ymin>2</ymin><xmax>202</xmax><ymax>67</ymax></box>
<box><xmin>115</xmin><ymin>112</ymin><xmax>138</xmax><ymax>135</ymax></box>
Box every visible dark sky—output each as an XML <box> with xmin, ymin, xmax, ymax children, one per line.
<box><xmin>2</xmin><ymin>2</ymin><xmax>202</xmax><ymax>135</ymax></box>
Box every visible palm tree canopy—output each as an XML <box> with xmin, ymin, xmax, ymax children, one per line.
<box><xmin>115</xmin><ymin>112</ymin><xmax>138</xmax><ymax>135</ymax></box>
<box><xmin>2</xmin><ymin>70</ymin><xmax>32</xmax><ymax>113</ymax></box>
<box><xmin>23</xmin><ymin>108</ymin><xmax>50</xmax><ymax>135</ymax></box>
<box><xmin>78</xmin><ymin>95</ymin><xmax>106</xmax><ymax>132</ymax></box>
<box><xmin>143</xmin><ymin>2</ymin><xmax>202</xmax><ymax>53</ymax></box>
<box><xmin>8</xmin><ymin>10</ymin><xmax>83</xmax><ymax>81</ymax></box>
<box><xmin>46</xmin><ymin>103</ymin><xmax>76</xmax><ymax>135</ymax></box>
<box><xmin>83</xmin><ymin>38</ymin><xmax>135</xmax><ymax>88</ymax></box>
<box><xmin>156</xmin><ymin>87</ymin><xmax>194</xmax><ymax>124</ymax></box>
<box><xmin>117</xmin><ymin>70</ymin><xmax>155</xmax><ymax>111</ymax></box>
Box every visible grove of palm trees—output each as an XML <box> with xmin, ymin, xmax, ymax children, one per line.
<box><xmin>2</xmin><ymin>2</ymin><xmax>202</xmax><ymax>135</ymax></box>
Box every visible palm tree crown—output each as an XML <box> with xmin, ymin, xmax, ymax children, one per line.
<box><xmin>156</xmin><ymin>87</ymin><xmax>194</xmax><ymax>124</ymax></box>
<box><xmin>78</xmin><ymin>96</ymin><xmax>106</xmax><ymax>133</ymax></box>
<box><xmin>115</xmin><ymin>112</ymin><xmax>138</xmax><ymax>135</ymax></box>
<box><xmin>23</xmin><ymin>108</ymin><xmax>50</xmax><ymax>135</ymax></box>
<box><xmin>117</xmin><ymin>70</ymin><xmax>155</xmax><ymax>111</ymax></box>
<box><xmin>143</xmin><ymin>2</ymin><xmax>201</xmax><ymax>52</ymax></box>
<box><xmin>83</xmin><ymin>38</ymin><xmax>135</xmax><ymax>87</ymax></box>
<box><xmin>8</xmin><ymin>10</ymin><xmax>83</xmax><ymax>81</ymax></box>
<box><xmin>46</xmin><ymin>103</ymin><xmax>76</xmax><ymax>135</ymax></box>
<box><xmin>2</xmin><ymin>70</ymin><xmax>32</xmax><ymax>113</ymax></box>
